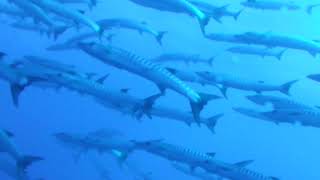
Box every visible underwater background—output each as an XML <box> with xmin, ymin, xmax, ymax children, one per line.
<box><xmin>1</xmin><ymin>0</ymin><xmax>320</xmax><ymax>179</ymax></box>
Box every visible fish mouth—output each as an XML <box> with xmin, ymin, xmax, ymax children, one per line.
<box><xmin>307</xmin><ymin>74</ymin><xmax>320</xmax><ymax>82</ymax></box>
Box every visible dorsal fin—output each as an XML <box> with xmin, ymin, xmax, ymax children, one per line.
<box><xmin>96</xmin><ymin>74</ymin><xmax>109</xmax><ymax>84</ymax></box>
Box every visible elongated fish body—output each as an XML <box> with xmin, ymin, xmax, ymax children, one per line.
<box><xmin>134</xmin><ymin>140</ymin><xmax>277</xmax><ymax>180</ymax></box>
<box><xmin>54</xmin><ymin>132</ymin><xmax>135</xmax><ymax>154</ymax></box>
<box><xmin>133</xmin><ymin>140</ymin><xmax>217</xmax><ymax>167</ymax></box>
<box><xmin>78</xmin><ymin>42</ymin><xmax>212</xmax><ymax>122</ymax></box>
<box><xmin>95</xmin><ymin>94</ymin><xmax>221</xmax><ymax>134</ymax></box>
<box><xmin>97</xmin><ymin>18</ymin><xmax>167</xmax><ymax>45</ymax></box>
<box><xmin>11</xmin><ymin>0</ymin><xmax>56</xmax><ymax>27</ymax></box>
<box><xmin>172</xmin><ymin>162</ymin><xmax>220</xmax><ymax>180</ymax></box>
<box><xmin>227</xmin><ymin>46</ymin><xmax>286</xmax><ymax>60</ymax></box>
<box><xmin>241</xmin><ymin>0</ymin><xmax>300</xmax><ymax>11</ymax></box>
<box><xmin>233</xmin><ymin>107</ymin><xmax>295</xmax><ymax>125</ymax></box>
<box><xmin>235</xmin><ymin>32</ymin><xmax>320</xmax><ymax>56</ymax></box>
<box><xmin>29</xmin><ymin>0</ymin><xmax>101</xmax><ymax>34</ymax></box>
<box><xmin>189</xmin><ymin>1</ymin><xmax>242</xmax><ymax>22</ymax></box>
<box><xmin>0</xmin><ymin>3</ymin><xmax>26</xmax><ymax>18</ymax></box>
<box><xmin>197</xmin><ymin>71</ymin><xmax>297</xmax><ymax>96</ymax></box>
<box><xmin>47</xmin><ymin>32</ymin><xmax>101</xmax><ymax>51</ymax></box>
<box><xmin>152</xmin><ymin>53</ymin><xmax>215</xmax><ymax>66</ymax></box>
<box><xmin>23</xmin><ymin>56</ymin><xmax>77</xmax><ymax>75</ymax></box>
<box><xmin>207</xmin><ymin>32</ymin><xmax>320</xmax><ymax>56</ymax></box>
<box><xmin>246</xmin><ymin>95</ymin><xmax>314</xmax><ymax>111</ymax></box>
<box><xmin>40</xmin><ymin>73</ymin><xmax>146</xmax><ymax>110</ymax></box>
<box><xmin>11</xmin><ymin>21</ymin><xmax>52</xmax><ymax>36</ymax></box>
<box><xmin>129</xmin><ymin>0</ymin><xmax>209</xmax><ymax>33</ymax></box>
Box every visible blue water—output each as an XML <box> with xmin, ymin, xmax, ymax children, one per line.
<box><xmin>1</xmin><ymin>0</ymin><xmax>320</xmax><ymax>179</ymax></box>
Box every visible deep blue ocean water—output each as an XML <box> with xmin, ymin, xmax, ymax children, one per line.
<box><xmin>1</xmin><ymin>0</ymin><xmax>320</xmax><ymax>179</ymax></box>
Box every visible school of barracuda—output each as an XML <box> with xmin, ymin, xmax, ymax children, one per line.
<box><xmin>0</xmin><ymin>0</ymin><xmax>320</xmax><ymax>179</ymax></box>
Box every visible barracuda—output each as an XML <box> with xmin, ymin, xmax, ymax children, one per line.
<box><xmin>128</xmin><ymin>0</ymin><xmax>209</xmax><ymax>33</ymax></box>
<box><xmin>28</xmin><ymin>0</ymin><xmax>102</xmax><ymax>35</ymax></box>
<box><xmin>78</xmin><ymin>42</ymin><xmax>218</xmax><ymax>124</ymax></box>
<box><xmin>196</xmin><ymin>71</ymin><xmax>297</xmax><ymax>98</ymax></box>
<box><xmin>97</xmin><ymin>18</ymin><xmax>167</xmax><ymax>45</ymax></box>
<box><xmin>206</xmin><ymin>32</ymin><xmax>320</xmax><ymax>57</ymax></box>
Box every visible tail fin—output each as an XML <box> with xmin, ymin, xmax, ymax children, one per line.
<box><xmin>53</xmin><ymin>25</ymin><xmax>68</xmax><ymax>40</ymax></box>
<box><xmin>190</xmin><ymin>93</ymin><xmax>221</xmax><ymax>125</ymax></box>
<box><xmin>199</xmin><ymin>15</ymin><xmax>210</xmax><ymax>35</ymax></box>
<box><xmin>156</xmin><ymin>31</ymin><xmax>167</xmax><ymax>45</ymax></box>
<box><xmin>17</xmin><ymin>155</ymin><xmax>43</xmax><ymax>171</ymax></box>
<box><xmin>276</xmin><ymin>49</ymin><xmax>286</xmax><ymax>60</ymax></box>
<box><xmin>306</xmin><ymin>4</ymin><xmax>320</xmax><ymax>14</ymax></box>
<box><xmin>280</xmin><ymin>80</ymin><xmax>298</xmax><ymax>96</ymax></box>
<box><xmin>205</xmin><ymin>113</ymin><xmax>224</xmax><ymax>134</ymax></box>
<box><xmin>134</xmin><ymin>93</ymin><xmax>163</xmax><ymax>120</ymax></box>
<box><xmin>233</xmin><ymin>9</ymin><xmax>243</xmax><ymax>20</ymax></box>
<box><xmin>10</xmin><ymin>84</ymin><xmax>27</xmax><ymax>107</ymax></box>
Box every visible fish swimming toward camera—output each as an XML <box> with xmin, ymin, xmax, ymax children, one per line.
<box><xmin>227</xmin><ymin>46</ymin><xmax>286</xmax><ymax>60</ymax></box>
<box><xmin>78</xmin><ymin>42</ymin><xmax>218</xmax><ymax>124</ymax></box>
<box><xmin>189</xmin><ymin>0</ymin><xmax>243</xmax><ymax>23</ymax></box>
<box><xmin>128</xmin><ymin>0</ymin><xmax>209</xmax><ymax>33</ymax></box>
<box><xmin>132</xmin><ymin>139</ymin><xmax>279</xmax><ymax>180</ymax></box>
<box><xmin>205</xmin><ymin>32</ymin><xmax>320</xmax><ymax>57</ymax></box>
<box><xmin>196</xmin><ymin>71</ymin><xmax>297</xmax><ymax>98</ymax></box>
<box><xmin>97</xmin><ymin>18</ymin><xmax>167</xmax><ymax>45</ymax></box>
